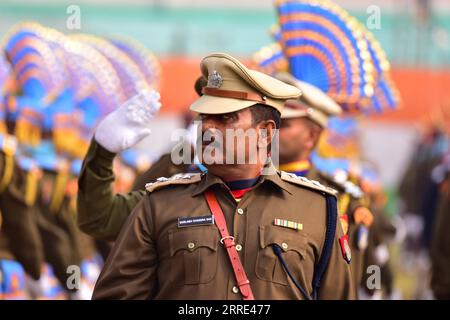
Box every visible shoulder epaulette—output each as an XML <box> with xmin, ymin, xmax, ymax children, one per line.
<box><xmin>317</xmin><ymin>169</ymin><xmax>364</xmax><ymax>199</ymax></box>
<box><xmin>280</xmin><ymin>171</ymin><xmax>338</xmax><ymax>197</ymax></box>
<box><xmin>341</xmin><ymin>180</ymin><xmax>364</xmax><ymax>199</ymax></box>
<box><xmin>145</xmin><ymin>173</ymin><xmax>202</xmax><ymax>193</ymax></box>
<box><xmin>331</xmin><ymin>172</ymin><xmax>363</xmax><ymax>199</ymax></box>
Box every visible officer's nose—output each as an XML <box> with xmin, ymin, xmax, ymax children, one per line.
<box><xmin>200</xmin><ymin>116</ymin><xmax>219</xmax><ymax>136</ymax></box>
<box><xmin>200</xmin><ymin>115</ymin><xmax>218</xmax><ymax>130</ymax></box>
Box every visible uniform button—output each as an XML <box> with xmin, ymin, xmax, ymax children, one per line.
<box><xmin>281</xmin><ymin>242</ymin><xmax>288</xmax><ymax>250</ymax></box>
<box><xmin>232</xmin><ymin>286</ymin><xmax>239</xmax><ymax>294</ymax></box>
<box><xmin>235</xmin><ymin>244</ymin><xmax>243</xmax><ymax>251</ymax></box>
<box><xmin>237</xmin><ymin>208</ymin><xmax>244</xmax><ymax>215</ymax></box>
<box><xmin>187</xmin><ymin>242</ymin><xmax>195</xmax><ymax>249</ymax></box>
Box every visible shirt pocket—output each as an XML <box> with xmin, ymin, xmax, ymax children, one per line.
<box><xmin>168</xmin><ymin>226</ymin><xmax>219</xmax><ymax>285</ymax></box>
<box><xmin>255</xmin><ymin>225</ymin><xmax>307</xmax><ymax>286</ymax></box>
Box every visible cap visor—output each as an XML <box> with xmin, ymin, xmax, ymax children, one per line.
<box><xmin>281</xmin><ymin>107</ymin><xmax>308</xmax><ymax>119</ymax></box>
<box><xmin>190</xmin><ymin>95</ymin><xmax>257</xmax><ymax>114</ymax></box>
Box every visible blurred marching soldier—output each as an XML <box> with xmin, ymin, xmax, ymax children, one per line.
<box><xmin>430</xmin><ymin>152</ymin><xmax>450</xmax><ymax>299</ymax></box>
<box><xmin>92</xmin><ymin>53</ymin><xmax>354</xmax><ymax>300</ymax></box>
<box><xmin>398</xmin><ymin>124</ymin><xmax>448</xmax><ymax>249</ymax></box>
<box><xmin>360</xmin><ymin>191</ymin><xmax>397</xmax><ymax>299</ymax></box>
<box><xmin>2</xmin><ymin>24</ymin><xmax>91</xmax><ymax>298</ymax></box>
<box><xmin>275</xmin><ymin>72</ymin><xmax>373</xmax><ymax>295</ymax></box>
<box><xmin>0</xmin><ymin>53</ymin><xmax>44</xmax><ymax>300</ymax></box>
<box><xmin>346</xmin><ymin>164</ymin><xmax>397</xmax><ymax>299</ymax></box>
<box><xmin>397</xmin><ymin>120</ymin><xmax>448</xmax><ymax>299</ymax></box>
<box><xmin>0</xmin><ymin>21</ymin><xmax>171</xmax><ymax>299</ymax></box>
<box><xmin>0</xmin><ymin>134</ymin><xmax>44</xmax><ymax>300</ymax></box>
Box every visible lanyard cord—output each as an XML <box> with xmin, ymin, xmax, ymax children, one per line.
<box><xmin>272</xmin><ymin>244</ymin><xmax>312</xmax><ymax>300</ymax></box>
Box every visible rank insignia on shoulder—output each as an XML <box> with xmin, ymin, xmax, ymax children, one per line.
<box><xmin>178</xmin><ymin>215</ymin><xmax>214</xmax><ymax>228</ymax></box>
<box><xmin>339</xmin><ymin>235</ymin><xmax>352</xmax><ymax>264</ymax></box>
<box><xmin>145</xmin><ymin>173</ymin><xmax>202</xmax><ymax>192</ymax></box>
<box><xmin>273</xmin><ymin>218</ymin><xmax>303</xmax><ymax>231</ymax></box>
<box><xmin>280</xmin><ymin>171</ymin><xmax>338</xmax><ymax>197</ymax></box>
<box><xmin>322</xmin><ymin>169</ymin><xmax>364</xmax><ymax>199</ymax></box>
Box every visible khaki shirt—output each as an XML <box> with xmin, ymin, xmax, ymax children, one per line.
<box><xmin>92</xmin><ymin>170</ymin><xmax>355</xmax><ymax>300</ymax></box>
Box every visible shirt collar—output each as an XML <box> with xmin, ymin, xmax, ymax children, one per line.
<box><xmin>191</xmin><ymin>164</ymin><xmax>293</xmax><ymax>197</ymax></box>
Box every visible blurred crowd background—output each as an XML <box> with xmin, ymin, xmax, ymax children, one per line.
<box><xmin>0</xmin><ymin>0</ymin><xmax>449</xmax><ymax>300</ymax></box>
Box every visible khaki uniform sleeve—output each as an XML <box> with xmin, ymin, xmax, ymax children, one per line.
<box><xmin>317</xmin><ymin>214</ymin><xmax>356</xmax><ymax>300</ymax></box>
<box><xmin>77</xmin><ymin>139</ymin><xmax>146</xmax><ymax>240</ymax></box>
<box><xmin>92</xmin><ymin>196</ymin><xmax>157</xmax><ymax>300</ymax></box>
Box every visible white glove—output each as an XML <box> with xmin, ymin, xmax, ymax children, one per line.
<box><xmin>95</xmin><ymin>89</ymin><xmax>161</xmax><ymax>153</ymax></box>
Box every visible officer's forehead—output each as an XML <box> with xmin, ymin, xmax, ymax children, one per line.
<box><xmin>198</xmin><ymin>109</ymin><xmax>250</xmax><ymax>119</ymax></box>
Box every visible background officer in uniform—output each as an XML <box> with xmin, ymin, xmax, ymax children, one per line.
<box><xmin>430</xmin><ymin>153</ymin><xmax>450</xmax><ymax>299</ymax></box>
<box><xmin>92</xmin><ymin>53</ymin><xmax>354</xmax><ymax>300</ymax></box>
<box><xmin>275</xmin><ymin>73</ymin><xmax>373</xmax><ymax>293</ymax></box>
<box><xmin>0</xmin><ymin>134</ymin><xmax>44</xmax><ymax>299</ymax></box>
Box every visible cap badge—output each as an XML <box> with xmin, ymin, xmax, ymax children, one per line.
<box><xmin>208</xmin><ymin>70</ymin><xmax>223</xmax><ymax>88</ymax></box>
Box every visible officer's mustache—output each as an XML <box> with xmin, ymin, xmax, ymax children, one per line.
<box><xmin>198</xmin><ymin>130</ymin><xmax>223</xmax><ymax>150</ymax></box>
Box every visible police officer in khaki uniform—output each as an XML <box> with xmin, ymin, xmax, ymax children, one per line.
<box><xmin>92</xmin><ymin>53</ymin><xmax>355</xmax><ymax>300</ymax></box>
<box><xmin>275</xmin><ymin>73</ymin><xmax>373</xmax><ymax>291</ymax></box>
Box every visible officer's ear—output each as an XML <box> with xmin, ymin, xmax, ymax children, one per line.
<box><xmin>305</xmin><ymin>119</ymin><xmax>323</xmax><ymax>150</ymax></box>
<box><xmin>256</xmin><ymin>120</ymin><xmax>276</xmax><ymax>148</ymax></box>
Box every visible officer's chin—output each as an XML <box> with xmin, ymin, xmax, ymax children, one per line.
<box><xmin>201</xmin><ymin>149</ymin><xmax>228</xmax><ymax>174</ymax></box>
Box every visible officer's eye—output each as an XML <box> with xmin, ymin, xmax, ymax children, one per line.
<box><xmin>220</xmin><ymin>113</ymin><xmax>237</xmax><ymax>122</ymax></box>
<box><xmin>199</xmin><ymin>113</ymin><xmax>237</xmax><ymax>123</ymax></box>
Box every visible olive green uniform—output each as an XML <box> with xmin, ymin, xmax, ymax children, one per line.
<box><xmin>0</xmin><ymin>147</ymin><xmax>44</xmax><ymax>280</ymax></box>
<box><xmin>35</xmin><ymin>167</ymin><xmax>83</xmax><ymax>288</ymax></box>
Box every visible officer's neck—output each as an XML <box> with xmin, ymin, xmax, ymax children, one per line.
<box><xmin>280</xmin><ymin>150</ymin><xmax>312</xmax><ymax>165</ymax></box>
<box><xmin>207</xmin><ymin>164</ymin><xmax>263</xmax><ymax>182</ymax></box>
